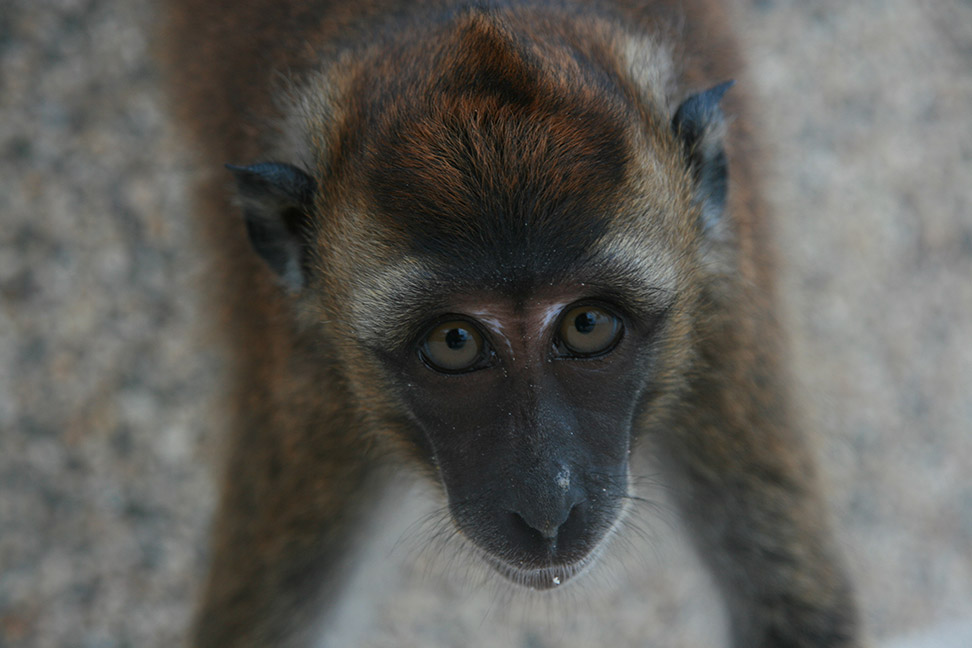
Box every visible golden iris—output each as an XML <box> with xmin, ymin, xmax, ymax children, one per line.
<box><xmin>559</xmin><ymin>306</ymin><xmax>622</xmax><ymax>356</ymax></box>
<box><xmin>422</xmin><ymin>321</ymin><xmax>484</xmax><ymax>371</ymax></box>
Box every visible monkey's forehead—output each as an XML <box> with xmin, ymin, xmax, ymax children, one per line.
<box><xmin>342</xmin><ymin>78</ymin><xmax>683</xmax><ymax>295</ymax></box>
<box><xmin>359</xmin><ymin>107</ymin><xmax>625</xmax><ymax>260</ymax></box>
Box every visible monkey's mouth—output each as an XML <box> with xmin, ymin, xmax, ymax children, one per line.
<box><xmin>484</xmin><ymin>550</ymin><xmax>600</xmax><ymax>590</ymax></box>
<box><xmin>451</xmin><ymin>495</ymin><xmax>624</xmax><ymax>590</ymax></box>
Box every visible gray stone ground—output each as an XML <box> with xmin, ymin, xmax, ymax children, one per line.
<box><xmin>1</xmin><ymin>1</ymin><xmax>970</xmax><ymax>647</ymax></box>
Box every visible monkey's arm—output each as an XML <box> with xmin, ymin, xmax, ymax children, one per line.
<box><xmin>192</xmin><ymin>370</ymin><xmax>381</xmax><ymax>648</ymax></box>
<box><xmin>662</xmin><ymin>299</ymin><xmax>860</xmax><ymax>648</ymax></box>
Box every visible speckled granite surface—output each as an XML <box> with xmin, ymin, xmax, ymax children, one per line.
<box><xmin>1</xmin><ymin>1</ymin><xmax>970</xmax><ymax>647</ymax></box>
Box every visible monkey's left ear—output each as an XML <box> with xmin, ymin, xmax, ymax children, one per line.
<box><xmin>226</xmin><ymin>162</ymin><xmax>316</xmax><ymax>292</ymax></box>
<box><xmin>672</xmin><ymin>80</ymin><xmax>734</xmax><ymax>233</ymax></box>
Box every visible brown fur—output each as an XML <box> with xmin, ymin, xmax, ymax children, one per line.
<box><xmin>162</xmin><ymin>1</ymin><xmax>860</xmax><ymax>646</ymax></box>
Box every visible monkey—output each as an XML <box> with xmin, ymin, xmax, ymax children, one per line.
<box><xmin>162</xmin><ymin>1</ymin><xmax>861</xmax><ymax>646</ymax></box>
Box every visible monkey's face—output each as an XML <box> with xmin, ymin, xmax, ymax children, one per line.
<box><xmin>371</xmin><ymin>287</ymin><xmax>673</xmax><ymax>589</ymax></box>
<box><xmin>326</xmin><ymin>154</ymin><xmax>695</xmax><ymax>589</ymax></box>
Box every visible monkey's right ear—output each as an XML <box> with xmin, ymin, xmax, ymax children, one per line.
<box><xmin>226</xmin><ymin>162</ymin><xmax>316</xmax><ymax>292</ymax></box>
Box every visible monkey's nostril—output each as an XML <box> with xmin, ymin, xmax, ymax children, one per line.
<box><xmin>510</xmin><ymin>510</ymin><xmax>558</xmax><ymax>542</ymax></box>
<box><xmin>510</xmin><ymin>502</ymin><xmax>580</xmax><ymax>544</ymax></box>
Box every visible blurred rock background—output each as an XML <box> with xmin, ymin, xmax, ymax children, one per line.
<box><xmin>1</xmin><ymin>0</ymin><xmax>969</xmax><ymax>646</ymax></box>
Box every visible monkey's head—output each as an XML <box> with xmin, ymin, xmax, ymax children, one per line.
<box><xmin>229</xmin><ymin>11</ymin><xmax>733</xmax><ymax>590</ymax></box>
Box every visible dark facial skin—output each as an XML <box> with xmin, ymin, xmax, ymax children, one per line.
<box><xmin>381</xmin><ymin>288</ymin><xmax>666</xmax><ymax>590</ymax></box>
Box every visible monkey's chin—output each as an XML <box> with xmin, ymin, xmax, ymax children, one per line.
<box><xmin>484</xmin><ymin>551</ymin><xmax>598</xmax><ymax>591</ymax></box>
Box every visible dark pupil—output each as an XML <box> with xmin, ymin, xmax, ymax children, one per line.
<box><xmin>574</xmin><ymin>312</ymin><xmax>597</xmax><ymax>334</ymax></box>
<box><xmin>445</xmin><ymin>328</ymin><xmax>469</xmax><ymax>349</ymax></box>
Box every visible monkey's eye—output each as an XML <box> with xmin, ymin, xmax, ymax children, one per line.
<box><xmin>557</xmin><ymin>305</ymin><xmax>623</xmax><ymax>357</ymax></box>
<box><xmin>420</xmin><ymin>321</ymin><xmax>487</xmax><ymax>373</ymax></box>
